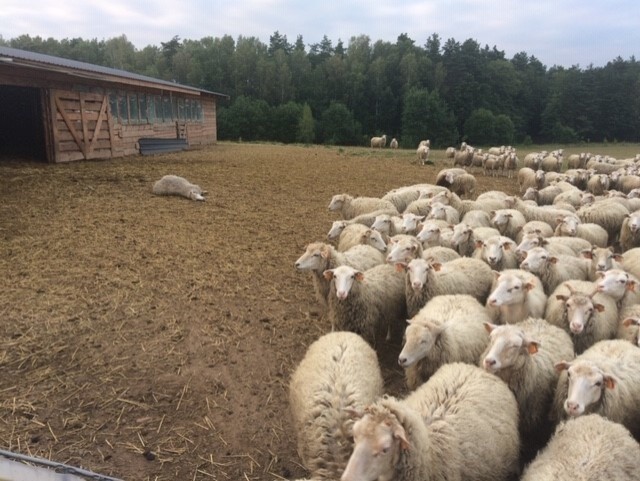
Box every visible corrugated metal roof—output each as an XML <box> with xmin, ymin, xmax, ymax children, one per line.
<box><xmin>0</xmin><ymin>46</ymin><xmax>228</xmax><ymax>98</ymax></box>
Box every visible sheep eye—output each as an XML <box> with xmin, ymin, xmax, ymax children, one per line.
<box><xmin>381</xmin><ymin>447</ymin><xmax>390</xmax><ymax>455</ymax></box>
<box><xmin>595</xmin><ymin>381</ymin><xmax>602</xmax><ymax>387</ymax></box>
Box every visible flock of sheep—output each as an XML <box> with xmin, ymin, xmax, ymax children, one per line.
<box><xmin>291</xmin><ymin>144</ymin><xmax>640</xmax><ymax>481</ymax></box>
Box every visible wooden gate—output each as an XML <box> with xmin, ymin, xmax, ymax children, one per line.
<box><xmin>50</xmin><ymin>90</ymin><xmax>114</xmax><ymax>162</ymax></box>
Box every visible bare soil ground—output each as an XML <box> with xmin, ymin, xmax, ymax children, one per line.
<box><xmin>0</xmin><ymin>142</ymin><xmax>525</xmax><ymax>480</ymax></box>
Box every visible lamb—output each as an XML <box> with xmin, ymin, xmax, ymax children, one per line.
<box><xmin>619</xmin><ymin>209</ymin><xmax>640</xmax><ymax>252</ymax></box>
<box><xmin>370</xmin><ymin>134</ymin><xmax>387</xmax><ymax>148</ymax></box>
<box><xmin>341</xmin><ymin>363</ymin><xmax>520</xmax><ymax>481</ymax></box>
<box><xmin>399</xmin><ymin>295</ymin><xmax>491</xmax><ymax>389</ymax></box>
<box><xmin>397</xmin><ymin>256</ymin><xmax>494</xmax><ymax>318</ymax></box>
<box><xmin>324</xmin><ymin>264</ymin><xmax>406</xmax><ymax>346</ymax></box>
<box><xmin>481</xmin><ymin>318</ymin><xmax>575</xmax><ymax>455</ymax></box>
<box><xmin>552</xmin><ymin>339</ymin><xmax>640</xmax><ymax>438</ymax></box>
<box><xmin>595</xmin><ymin>269</ymin><xmax>640</xmax><ymax>311</ymax></box>
<box><xmin>328</xmin><ymin>194</ymin><xmax>397</xmax><ymax>220</ymax></box>
<box><xmin>450</xmin><ymin>224</ymin><xmax>500</xmax><ymax>257</ymax></box>
<box><xmin>473</xmin><ymin>235</ymin><xmax>519</xmax><ymax>271</ymax></box>
<box><xmin>577</xmin><ymin>199</ymin><xmax>630</xmax><ymax>243</ymax></box>
<box><xmin>520</xmin><ymin>414</ymin><xmax>640</xmax><ymax>481</ymax></box>
<box><xmin>545</xmin><ymin>280</ymin><xmax>619</xmax><ymax>354</ymax></box>
<box><xmin>294</xmin><ymin>242</ymin><xmax>385</xmax><ymax>308</ymax></box>
<box><xmin>580</xmin><ymin>246</ymin><xmax>623</xmax><ymax>281</ymax></box>
<box><xmin>490</xmin><ymin>208</ymin><xmax>527</xmax><ymax>241</ymax></box>
<box><xmin>554</xmin><ymin>214</ymin><xmax>609</xmax><ymax>248</ymax></box>
<box><xmin>151</xmin><ymin>175</ymin><xmax>207</xmax><ymax>201</ymax></box>
<box><xmin>518</xmin><ymin>167</ymin><xmax>546</xmax><ymax>194</ymax></box>
<box><xmin>519</xmin><ymin>246</ymin><xmax>590</xmax><ymax>295</ymax></box>
<box><xmin>426</xmin><ymin>201</ymin><xmax>459</xmax><ymax>224</ymax></box>
<box><xmin>416</xmin><ymin>144</ymin><xmax>430</xmax><ymax>165</ymax></box>
<box><xmin>389</xmin><ymin>138</ymin><xmax>398</xmax><ymax>149</ymax></box>
<box><xmin>485</xmin><ymin>269</ymin><xmax>547</xmax><ymax>324</ymax></box>
<box><xmin>289</xmin><ymin>331</ymin><xmax>384</xmax><ymax>481</ymax></box>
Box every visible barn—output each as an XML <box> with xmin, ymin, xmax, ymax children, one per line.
<box><xmin>0</xmin><ymin>46</ymin><xmax>228</xmax><ymax>163</ymax></box>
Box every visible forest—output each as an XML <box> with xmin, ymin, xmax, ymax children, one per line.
<box><xmin>3</xmin><ymin>32</ymin><xmax>640</xmax><ymax>147</ymax></box>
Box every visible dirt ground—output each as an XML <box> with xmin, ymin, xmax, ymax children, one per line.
<box><xmin>0</xmin><ymin>142</ymin><xmax>521</xmax><ymax>480</ymax></box>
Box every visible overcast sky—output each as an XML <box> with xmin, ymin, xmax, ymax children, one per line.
<box><xmin>1</xmin><ymin>0</ymin><xmax>638</xmax><ymax>68</ymax></box>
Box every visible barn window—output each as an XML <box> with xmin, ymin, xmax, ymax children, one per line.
<box><xmin>129</xmin><ymin>93</ymin><xmax>139</xmax><ymax>124</ymax></box>
<box><xmin>162</xmin><ymin>96</ymin><xmax>172</xmax><ymax>122</ymax></box>
<box><xmin>154</xmin><ymin>96</ymin><xmax>162</xmax><ymax>122</ymax></box>
<box><xmin>195</xmin><ymin>100</ymin><xmax>203</xmax><ymax>120</ymax></box>
<box><xmin>139</xmin><ymin>94</ymin><xmax>148</xmax><ymax>123</ymax></box>
<box><xmin>108</xmin><ymin>91</ymin><xmax>119</xmax><ymax>123</ymax></box>
<box><xmin>118</xmin><ymin>92</ymin><xmax>129</xmax><ymax>124</ymax></box>
<box><xmin>178</xmin><ymin>98</ymin><xmax>185</xmax><ymax>120</ymax></box>
<box><xmin>172</xmin><ymin>96</ymin><xmax>178</xmax><ymax>120</ymax></box>
<box><xmin>148</xmin><ymin>95</ymin><xmax>157</xmax><ymax>123</ymax></box>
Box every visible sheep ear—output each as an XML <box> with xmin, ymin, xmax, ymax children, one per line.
<box><xmin>391</xmin><ymin>422</ymin><xmax>411</xmax><ymax>451</ymax></box>
<box><xmin>555</xmin><ymin>216</ymin><xmax>564</xmax><ymax>225</ymax></box>
<box><xmin>343</xmin><ymin>408</ymin><xmax>364</xmax><ymax>419</ymax></box>
<box><xmin>483</xmin><ymin>322</ymin><xmax>497</xmax><ymax>333</ymax></box>
<box><xmin>556</xmin><ymin>294</ymin><xmax>569</xmax><ymax>302</ymax></box>
<box><xmin>580</xmin><ymin>249</ymin><xmax>593</xmax><ymax>259</ymax></box>
<box><xmin>555</xmin><ymin>361</ymin><xmax>571</xmax><ymax>372</ymax></box>
<box><xmin>603</xmin><ymin>375</ymin><xmax>616</xmax><ymax>390</ymax></box>
<box><xmin>395</xmin><ymin>262</ymin><xmax>407</xmax><ymax>273</ymax></box>
<box><xmin>355</xmin><ymin>272</ymin><xmax>365</xmax><ymax>282</ymax></box>
<box><xmin>475</xmin><ymin>240</ymin><xmax>484</xmax><ymax>249</ymax></box>
<box><xmin>503</xmin><ymin>241</ymin><xmax>513</xmax><ymax>251</ymax></box>
<box><xmin>613</xmin><ymin>254</ymin><xmax>624</xmax><ymax>262</ymax></box>
<box><xmin>321</xmin><ymin>246</ymin><xmax>331</xmax><ymax>259</ymax></box>
<box><xmin>431</xmin><ymin>262</ymin><xmax>442</xmax><ymax>272</ymax></box>
<box><xmin>525</xmin><ymin>340</ymin><xmax>539</xmax><ymax>355</ymax></box>
<box><xmin>623</xmin><ymin>317</ymin><xmax>640</xmax><ymax>327</ymax></box>
<box><xmin>593</xmin><ymin>303</ymin><xmax>605</xmax><ymax>312</ymax></box>
<box><xmin>323</xmin><ymin>269</ymin><xmax>335</xmax><ymax>280</ymax></box>
<box><xmin>524</xmin><ymin>282</ymin><xmax>535</xmax><ymax>291</ymax></box>
<box><xmin>548</xmin><ymin>256</ymin><xmax>559</xmax><ymax>264</ymax></box>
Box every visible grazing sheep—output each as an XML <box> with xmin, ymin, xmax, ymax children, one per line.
<box><xmin>595</xmin><ymin>269</ymin><xmax>640</xmax><ymax>311</ymax></box>
<box><xmin>389</xmin><ymin>138</ymin><xmax>398</xmax><ymax>149</ymax></box>
<box><xmin>426</xmin><ymin>201</ymin><xmax>460</xmax><ymax>224</ymax></box>
<box><xmin>577</xmin><ymin>199</ymin><xmax>630</xmax><ymax>244</ymax></box>
<box><xmin>619</xmin><ymin>209</ymin><xmax>640</xmax><ymax>252</ymax></box>
<box><xmin>151</xmin><ymin>175</ymin><xmax>207</xmax><ymax>201</ymax></box>
<box><xmin>294</xmin><ymin>242</ymin><xmax>385</xmax><ymax>308</ymax></box>
<box><xmin>341</xmin><ymin>363</ymin><xmax>520</xmax><ymax>481</ymax></box>
<box><xmin>554</xmin><ymin>214</ymin><xmax>609</xmax><ymax>248</ymax></box>
<box><xmin>397</xmin><ymin>256</ymin><xmax>494</xmax><ymax>318</ymax></box>
<box><xmin>399</xmin><ymin>295</ymin><xmax>491</xmax><ymax>389</ymax></box>
<box><xmin>289</xmin><ymin>332</ymin><xmax>384</xmax><ymax>481</ymax></box>
<box><xmin>545</xmin><ymin>280</ymin><xmax>619</xmax><ymax>354</ymax></box>
<box><xmin>370</xmin><ymin>134</ymin><xmax>387</xmax><ymax>148</ymax></box>
<box><xmin>581</xmin><ymin>246</ymin><xmax>623</xmax><ymax>281</ymax></box>
<box><xmin>481</xmin><ymin>318</ymin><xmax>575</xmax><ymax>454</ymax></box>
<box><xmin>491</xmin><ymin>208</ymin><xmax>527</xmax><ymax>241</ymax></box>
<box><xmin>324</xmin><ymin>264</ymin><xmax>406</xmax><ymax>345</ymax></box>
<box><xmin>552</xmin><ymin>339</ymin><xmax>640</xmax><ymax>438</ymax></box>
<box><xmin>521</xmin><ymin>414</ymin><xmax>640</xmax><ymax>481</ymax></box>
<box><xmin>450</xmin><ymin>224</ymin><xmax>500</xmax><ymax>257</ymax></box>
<box><xmin>473</xmin><ymin>235</ymin><xmax>519</xmax><ymax>271</ymax></box>
<box><xmin>486</xmin><ymin>269</ymin><xmax>547</xmax><ymax>324</ymax></box>
<box><xmin>416</xmin><ymin>144</ymin><xmax>430</xmax><ymax>165</ymax></box>
<box><xmin>518</xmin><ymin>167</ymin><xmax>546</xmax><ymax>194</ymax></box>
<box><xmin>520</xmin><ymin>246</ymin><xmax>590</xmax><ymax>295</ymax></box>
<box><xmin>328</xmin><ymin>194</ymin><xmax>397</xmax><ymax>220</ymax></box>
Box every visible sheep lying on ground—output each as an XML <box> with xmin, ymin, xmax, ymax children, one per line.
<box><xmin>519</xmin><ymin>246</ymin><xmax>590</xmax><ymax>295</ymax></box>
<box><xmin>486</xmin><ymin>269</ymin><xmax>547</xmax><ymax>324</ymax></box>
<box><xmin>399</xmin><ymin>295</ymin><xmax>491</xmax><ymax>389</ymax></box>
<box><xmin>398</xmin><ymin>257</ymin><xmax>494</xmax><ymax>318</ymax></box>
<box><xmin>370</xmin><ymin>134</ymin><xmax>387</xmax><ymax>148</ymax></box>
<box><xmin>324</xmin><ymin>264</ymin><xmax>406</xmax><ymax>346</ymax></box>
<box><xmin>328</xmin><ymin>194</ymin><xmax>397</xmax><ymax>220</ymax></box>
<box><xmin>152</xmin><ymin>175</ymin><xmax>207</xmax><ymax>201</ymax></box>
<box><xmin>552</xmin><ymin>339</ymin><xmax>640</xmax><ymax>438</ymax></box>
<box><xmin>341</xmin><ymin>363</ymin><xmax>520</xmax><ymax>481</ymax></box>
<box><xmin>545</xmin><ymin>280</ymin><xmax>619</xmax><ymax>354</ymax></box>
<box><xmin>554</xmin><ymin>214</ymin><xmax>609</xmax><ymax>248</ymax></box>
<box><xmin>481</xmin><ymin>318</ymin><xmax>574</xmax><ymax>456</ymax></box>
<box><xmin>521</xmin><ymin>414</ymin><xmax>640</xmax><ymax>481</ymax></box>
<box><xmin>294</xmin><ymin>242</ymin><xmax>385</xmax><ymax>308</ymax></box>
<box><xmin>289</xmin><ymin>331</ymin><xmax>383</xmax><ymax>481</ymax></box>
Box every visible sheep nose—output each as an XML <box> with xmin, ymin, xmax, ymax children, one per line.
<box><xmin>337</xmin><ymin>291</ymin><xmax>348</xmax><ymax>300</ymax></box>
<box><xmin>565</xmin><ymin>401</ymin><xmax>580</xmax><ymax>415</ymax></box>
<box><xmin>398</xmin><ymin>356</ymin><xmax>407</xmax><ymax>366</ymax></box>
<box><xmin>294</xmin><ymin>262</ymin><xmax>300</xmax><ymax>269</ymax></box>
<box><xmin>412</xmin><ymin>282</ymin><xmax>422</xmax><ymax>290</ymax></box>
<box><xmin>488</xmin><ymin>298</ymin><xmax>497</xmax><ymax>306</ymax></box>
<box><xmin>489</xmin><ymin>256</ymin><xmax>497</xmax><ymax>263</ymax></box>
<box><xmin>570</xmin><ymin>322</ymin><xmax>584</xmax><ymax>333</ymax></box>
<box><xmin>520</xmin><ymin>262</ymin><xmax>528</xmax><ymax>269</ymax></box>
<box><xmin>597</xmin><ymin>264</ymin><xmax>606</xmax><ymax>270</ymax></box>
<box><xmin>483</xmin><ymin>358</ymin><xmax>496</xmax><ymax>369</ymax></box>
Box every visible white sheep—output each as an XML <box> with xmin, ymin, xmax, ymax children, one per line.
<box><xmin>397</xmin><ymin>256</ymin><xmax>494</xmax><ymax>318</ymax></box>
<box><xmin>426</xmin><ymin>201</ymin><xmax>460</xmax><ymax>224</ymax></box>
<box><xmin>381</xmin><ymin>186</ymin><xmax>423</xmax><ymax>213</ymax></box>
<box><xmin>595</xmin><ymin>269</ymin><xmax>640</xmax><ymax>311</ymax></box>
<box><xmin>622</xmin><ymin>246</ymin><xmax>640</xmax><ymax>280</ymax></box>
<box><xmin>370</xmin><ymin>213</ymin><xmax>403</xmax><ymax>236</ymax></box>
<box><xmin>461</xmin><ymin>209</ymin><xmax>492</xmax><ymax>228</ymax></box>
<box><xmin>580</xmin><ymin>246</ymin><xmax>623</xmax><ymax>281</ymax></box>
<box><xmin>577</xmin><ymin>199</ymin><xmax>629</xmax><ymax>243</ymax></box>
<box><xmin>389</xmin><ymin>138</ymin><xmax>398</xmax><ymax>149</ymax></box>
<box><xmin>586</xmin><ymin>173</ymin><xmax>611</xmax><ymax>195</ymax></box>
<box><xmin>370</xmin><ymin>134</ymin><xmax>387</xmax><ymax>148</ymax></box>
<box><xmin>294</xmin><ymin>242</ymin><xmax>385</xmax><ymax>308</ymax></box>
<box><xmin>450</xmin><ymin>224</ymin><xmax>500</xmax><ymax>257</ymax></box>
<box><xmin>385</xmin><ymin>235</ymin><xmax>424</xmax><ymax>264</ymax></box>
<box><xmin>151</xmin><ymin>175</ymin><xmax>207</xmax><ymax>201</ymax></box>
<box><xmin>400</xmin><ymin>213</ymin><xmax>426</xmax><ymax>235</ymax></box>
<box><xmin>328</xmin><ymin>194</ymin><xmax>398</xmax><ymax>220</ymax></box>
<box><xmin>342</xmin><ymin>208</ymin><xmax>403</xmax><ymax>228</ymax></box>
<box><xmin>326</xmin><ymin>222</ymin><xmax>369</xmax><ymax>251</ymax></box>
<box><xmin>521</xmin><ymin>414</ymin><xmax>640</xmax><ymax>481</ymax></box>
<box><xmin>554</xmin><ymin>214</ymin><xmax>609</xmax><ymax>248</ymax></box>
<box><xmin>486</xmin><ymin>269</ymin><xmax>547</xmax><ymax>324</ymax></box>
<box><xmin>619</xmin><ymin>209</ymin><xmax>640</xmax><ymax>252</ymax></box>
<box><xmin>418</xmin><ymin>139</ymin><xmax>431</xmax><ymax>148</ymax></box>
<box><xmin>481</xmin><ymin>318</ymin><xmax>575</xmax><ymax>454</ymax></box>
<box><xmin>416</xmin><ymin>144</ymin><xmax>430</xmax><ymax>165</ymax></box>
<box><xmin>399</xmin><ymin>295</ymin><xmax>491</xmax><ymax>390</ymax></box>
<box><xmin>473</xmin><ymin>235</ymin><xmax>519</xmax><ymax>271</ymax></box>
<box><xmin>518</xmin><ymin>167</ymin><xmax>546</xmax><ymax>194</ymax></box>
<box><xmin>445</xmin><ymin>146</ymin><xmax>455</xmax><ymax>158</ymax></box>
<box><xmin>523</xmin><ymin>185</ymin><xmax>564</xmax><ymax>205</ymax></box>
<box><xmin>503</xmin><ymin>152</ymin><xmax>518</xmax><ymax>178</ymax></box>
<box><xmin>523</xmin><ymin>152</ymin><xmax>545</xmax><ymax>170</ymax></box>
<box><xmin>515</xmin><ymin>220</ymin><xmax>555</xmax><ymax>243</ymax></box>
<box><xmin>618</xmin><ymin>304</ymin><xmax>640</xmax><ymax>347</ymax></box>
<box><xmin>552</xmin><ymin>339</ymin><xmax>640</xmax><ymax>438</ymax></box>
<box><xmin>324</xmin><ymin>264</ymin><xmax>406</xmax><ymax>346</ymax></box>
<box><xmin>519</xmin><ymin>246</ymin><xmax>590</xmax><ymax>295</ymax></box>
<box><xmin>545</xmin><ymin>280</ymin><xmax>619</xmax><ymax>354</ymax></box>
<box><xmin>289</xmin><ymin>331</ymin><xmax>383</xmax><ymax>480</ymax></box>
<box><xmin>490</xmin><ymin>208</ymin><xmax>527</xmax><ymax>241</ymax></box>
<box><xmin>516</xmin><ymin>233</ymin><xmax>591</xmax><ymax>258</ymax></box>
<box><xmin>507</xmin><ymin>196</ymin><xmax>575</xmax><ymax>230</ymax></box>
<box><xmin>421</xmin><ymin>246</ymin><xmax>461</xmax><ymax>264</ymax></box>
<box><xmin>341</xmin><ymin>363</ymin><xmax>520</xmax><ymax>481</ymax></box>
<box><xmin>552</xmin><ymin>188</ymin><xmax>585</xmax><ymax>209</ymax></box>
<box><xmin>415</xmin><ymin>221</ymin><xmax>453</xmax><ymax>249</ymax></box>
<box><xmin>448</xmin><ymin>172</ymin><xmax>477</xmax><ymax>198</ymax></box>
<box><xmin>360</xmin><ymin>228</ymin><xmax>390</xmax><ymax>253</ymax></box>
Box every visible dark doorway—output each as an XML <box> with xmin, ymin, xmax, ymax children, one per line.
<box><xmin>0</xmin><ymin>86</ymin><xmax>46</xmax><ymax>161</ymax></box>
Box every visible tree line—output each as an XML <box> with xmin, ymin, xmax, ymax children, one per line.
<box><xmin>3</xmin><ymin>32</ymin><xmax>639</xmax><ymax>147</ymax></box>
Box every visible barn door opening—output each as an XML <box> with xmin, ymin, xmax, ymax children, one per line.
<box><xmin>0</xmin><ymin>85</ymin><xmax>46</xmax><ymax>161</ymax></box>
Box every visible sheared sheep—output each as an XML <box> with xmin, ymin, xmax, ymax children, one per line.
<box><xmin>289</xmin><ymin>331</ymin><xmax>383</xmax><ymax>481</ymax></box>
<box><xmin>473</xmin><ymin>235</ymin><xmax>519</xmax><ymax>271</ymax></box>
<box><xmin>328</xmin><ymin>194</ymin><xmax>397</xmax><ymax>220</ymax></box>
<box><xmin>520</xmin><ymin>246</ymin><xmax>590</xmax><ymax>295</ymax></box>
<box><xmin>552</xmin><ymin>339</ymin><xmax>640</xmax><ymax>438</ymax></box>
<box><xmin>521</xmin><ymin>414</ymin><xmax>640</xmax><ymax>481</ymax></box>
<box><xmin>399</xmin><ymin>294</ymin><xmax>491</xmax><ymax>390</ymax></box>
<box><xmin>152</xmin><ymin>175</ymin><xmax>207</xmax><ymax>201</ymax></box>
<box><xmin>294</xmin><ymin>242</ymin><xmax>385</xmax><ymax>308</ymax></box>
<box><xmin>370</xmin><ymin>134</ymin><xmax>387</xmax><ymax>148</ymax></box>
<box><xmin>486</xmin><ymin>269</ymin><xmax>547</xmax><ymax>324</ymax></box>
<box><xmin>341</xmin><ymin>362</ymin><xmax>520</xmax><ymax>481</ymax></box>
<box><xmin>545</xmin><ymin>280</ymin><xmax>619</xmax><ymax>354</ymax></box>
<box><xmin>554</xmin><ymin>214</ymin><xmax>609</xmax><ymax>248</ymax></box>
<box><xmin>481</xmin><ymin>318</ymin><xmax>575</xmax><ymax>457</ymax></box>
<box><xmin>397</xmin><ymin>256</ymin><xmax>494</xmax><ymax>318</ymax></box>
<box><xmin>324</xmin><ymin>264</ymin><xmax>406</xmax><ymax>346</ymax></box>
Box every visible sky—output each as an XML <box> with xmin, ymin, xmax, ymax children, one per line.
<box><xmin>1</xmin><ymin>0</ymin><xmax>639</xmax><ymax>68</ymax></box>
